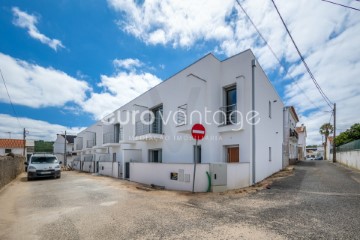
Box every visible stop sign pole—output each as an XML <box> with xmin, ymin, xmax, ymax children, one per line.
<box><xmin>191</xmin><ymin>124</ymin><xmax>206</xmax><ymax>193</ymax></box>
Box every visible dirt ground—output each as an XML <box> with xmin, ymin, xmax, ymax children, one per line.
<box><xmin>0</xmin><ymin>162</ymin><xmax>359</xmax><ymax>239</ymax></box>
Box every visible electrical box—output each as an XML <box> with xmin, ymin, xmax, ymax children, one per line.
<box><xmin>210</xmin><ymin>164</ymin><xmax>227</xmax><ymax>186</ymax></box>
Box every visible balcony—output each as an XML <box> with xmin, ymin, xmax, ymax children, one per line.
<box><xmin>86</xmin><ymin>139</ymin><xmax>96</xmax><ymax>148</ymax></box>
<box><xmin>219</xmin><ymin>104</ymin><xmax>237</xmax><ymax>126</ymax></box>
<box><xmin>135</xmin><ymin>117</ymin><xmax>163</xmax><ymax>141</ymax></box>
<box><xmin>75</xmin><ymin>137</ymin><xmax>83</xmax><ymax>150</ymax></box>
<box><xmin>290</xmin><ymin>129</ymin><xmax>298</xmax><ymax>139</ymax></box>
<box><xmin>103</xmin><ymin>128</ymin><xmax>123</xmax><ymax>146</ymax></box>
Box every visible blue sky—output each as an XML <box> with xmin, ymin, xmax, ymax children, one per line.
<box><xmin>0</xmin><ymin>0</ymin><xmax>359</xmax><ymax>144</ymax></box>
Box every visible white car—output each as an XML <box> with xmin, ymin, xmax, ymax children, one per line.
<box><xmin>306</xmin><ymin>155</ymin><xmax>315</xmax><ymax>161</ymax></box>
<box><xmin>25</xmin><ymin>153</ymin><xmax>62</xmax><ymax>180</ymax></box>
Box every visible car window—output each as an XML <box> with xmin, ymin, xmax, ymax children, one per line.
<box><xmin>31</xmin><ymin>156</ymin><xmax>58</xmax><ymax>164</ymax></box>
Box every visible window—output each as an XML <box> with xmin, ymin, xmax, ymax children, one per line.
<box><xmin>149</xmin><ymin>149</ymin><xmax>162</xmax><ymax>163</ymax></box>
<box><xmin>269</xmin><ymin>101</ymin><xmax>272</xmax><ymax>119</ymax></box>
<box><xmin>269</xmin><ymin>147</ymin><xmax>272</xmax><ymax>162</ymax></box>
<box><xmin>226</xmin><ymin>146</ymin><xmax>239</xmax><ymax>163</ymax></box>
<box><xmin>222</xmin><ymin>85</ymin><xmax>237</xmax><ymax>125</ymax></box>
<box><xmin>114</xmin><ymin>123</ymin><xmax>120</xmax><ymax>142</ymax></box>
<box><xmin>193</xmin><ymin>145</ymin><xmax>201</xmax><ymax>163</ymax></box>
<box><xmin>151</xmin><ymin>105</ymin><xmax>163</xmax><ymax>134</ymax></box>
<box><xmin>5</xmin><ymin>149</ymin><xmax>11</xmax><ymax>154</ymax></box>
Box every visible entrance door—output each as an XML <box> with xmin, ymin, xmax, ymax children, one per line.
<box><xmin>227</xmin><ymin>146</ymin><xmax>239</xmax><ymax>163</ymax></box>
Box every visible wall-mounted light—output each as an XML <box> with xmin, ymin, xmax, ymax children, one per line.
<box><xmin>273</xmin><ymin>100</ymin><xmax>278</xmax><ymax>103</ymax></box>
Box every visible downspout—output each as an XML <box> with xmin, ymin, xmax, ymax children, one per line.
<box><xmin>251</xmin><ymin>59</ymin><xmax>256</xmax><ymax>185</ymax></box>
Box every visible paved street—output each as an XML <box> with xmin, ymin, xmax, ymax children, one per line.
<box><xmin>0</xmin><ymin>160</ymin><xmax>359</xmax><ymax>240</ymax></box>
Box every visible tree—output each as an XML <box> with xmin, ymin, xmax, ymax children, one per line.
<box><xmin>335</xmin><ymin>123</ymin><xmax>360</xmax><ymax>147</ymax></box>
<box><xmin>319</xmin><ymin>123</ymin><xmax>333</xmax><ymax>160</ymax></box>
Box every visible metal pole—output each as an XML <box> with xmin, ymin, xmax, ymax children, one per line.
<box><xmin>64</xmin><ymin>131</ymin><xmax>67</xmax><ymax>166</ymax></box>
<box><xmin>333</xmin><ymin>103</ymin><xmax>336</xmax><ymax>163</ymax></box>
<box><xmin>192</xmin><ymin>139</ymin><xmax>198</xmax><ymax>193</ymax></box>
<box><xmin>251</xmin><ymin>59</ymin><xmax>256</xmax><ymax>185</ymax></box>
<box><xmin>23</xmin><ymin>128</ymin><xmax>26</xmax><ymax>157</ymax></box>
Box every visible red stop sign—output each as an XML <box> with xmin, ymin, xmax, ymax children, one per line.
<box><xmin>191</xmin><ymin>124</ymin><xmax>206</xmax><ymax>140</ymax></box>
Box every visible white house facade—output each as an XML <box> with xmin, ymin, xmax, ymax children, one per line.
<box><xmin>53</xmin><ymin>134</ymin><xmax>76</xmax><ymax>166</ymax></box>
<box><xmin>296</xmin><ymin>124</ymin><xmax>307</xmax><ymax>161</ymax></box>
<box><xmin>283</xmin><ymin>106</ymin><xmax>300</xmax><ymax>167</ymax></box>
<box><xmin>73</xmin><ymin>50</ymin><xmax>284</xmax><ymax>192</ymax></box>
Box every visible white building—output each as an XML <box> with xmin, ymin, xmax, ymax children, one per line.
<box><xmin>53</xmin><ymin>134</ymin><xmax>77</xmax><ymax>166</ymax></box>
<box><xmin>283</xmin><ymin>106</ymin><xmax>299</xmax><ymax>167</ymax></box>
<box><xmin>73</xmin><ymin>50</ymin><xmax>284</xmax><ymax>192</ymax></box>
<box><xmin>296</xmin><ymin>124</ymin><xmax>307</xmax><ymax>161</ymax></box>
<box><xmin>0</xmin><ymin>139</ymin><xmax>25</xmax><ymax>155</ymax></box>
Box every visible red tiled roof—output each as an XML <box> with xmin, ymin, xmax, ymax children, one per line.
<box><xmin>0</xmin><ymin>139</ymin><xmax>25</xmax><ymax>148</ymax></box>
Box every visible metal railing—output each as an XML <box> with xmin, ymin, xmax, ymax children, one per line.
<box><xmin>135</xmin><ymin>117</ymin><xmax>163</xmax><ymax>136</ymax></box>
<box><xmin>86</xmin><ymin>139</ymin><xmax>96</xmax><ymax>148</ymax></box>
<box><xmin>177</xmin><ymin>104</ymin><xmax>187</xmax><ymax>126</ymax></box>
<box><xmin>83</xmin><ymin>155</ymin><xmax>93</xmax><ymax>162</ymax></box>
<box><xmin>290</xmin><ymin>129</ymin><xmax>298</xmax><ymax>139</ymax></box>
<box><xmin>219</xmin><ymin>104</ymin><xmax>237</xmax><ymax>125</ymax></box>
<box><xmin>98</xmin><ymin>154</ymin><xmax>111</xmax><ymax>162</ymax></box>
<box><xmin>75</xmin><ymin>137</ymin><xmax>83</xmax><ymax>150</ymax></box>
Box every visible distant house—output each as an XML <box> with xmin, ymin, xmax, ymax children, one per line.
<box><xmin>0</xmin><ymin>139</ymin><xmax>25</xmax><ymax>156</ymax></box>
<box><xmin>53</xmin><ymin>134</ymin><xmax>77</xmax><ymax>166</ymax></box>
<box><xmin>26</xmin><ymin>140</ymin><xmax>35</xmax><ymax>160</ymax></box>
<box><xmin>296</xmin><ymin>124</ymin><xmax>307</xmax><ymax>160</ymax></box>
<box><xmin>283</xmin><ymin>106</ymin><xmax>299</xmax><ymax>167</ymax></box>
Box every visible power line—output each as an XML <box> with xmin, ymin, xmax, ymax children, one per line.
<box><xmin>271</xmin><ymin>0</ymin><xmax>333</xmax><ymax>110</ymax></box>
<box><xmin>321</xmin><ymin>0</ymin><xmax>360</xmax><ymax>11</ymax></box>
<box><xmin>0</xmin><ymin>68</ymin><xmax>22</xmax><ymax>128</ymax></box>
<box><xmin>234</xmin><ymin>0</ymin><xmax>321</xmax><ymax>110</ymax></box>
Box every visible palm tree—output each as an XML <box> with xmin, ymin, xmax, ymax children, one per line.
<box><xmin>320</xmin><ymin>123</ymin><xmax>334</xmax><ymax>160</ymax></box>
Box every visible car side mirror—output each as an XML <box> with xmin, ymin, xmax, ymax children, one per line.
<box><xmin>59</xmin><ymin>161</ymin><xmax>62</xmax><ymax>164</ymax></box>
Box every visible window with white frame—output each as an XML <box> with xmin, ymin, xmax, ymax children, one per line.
<box><xmin>149</xmin><ymin>149</ymin><xmax>162</xmax><ymax>163</ymax></box>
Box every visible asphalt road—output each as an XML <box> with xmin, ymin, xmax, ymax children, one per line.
<box><xmin>0</xmin><ymin>160</ymin><xmax>359</xmax><ymax>240</ymax></box>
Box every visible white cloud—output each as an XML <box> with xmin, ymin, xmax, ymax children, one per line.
<box><xmin>0</xmin><ymin>52</ymin><xmax>90</xmax><ymax>108</ymax></box>
<box><xmin>0</xmin><ymin>114</ymin><xmax>85</xmax><ymax>141</ymax></box>
<box><xmin>113</xmin><ymin>58</ymin><xmax>143</xmax><ymax>71</ymax></box>
<box><xmin>108</xmin><ymin>0</ymin><xmax>360</xmax><ymax>144</ymax></box>
<box><xmin>108</xmin><ymin>0</ymin><xmax>235</xmax><ymax>47</ymax></box>
<box><xmin>12</xmin><ymin>7</ymin><xmax>65</xmax><ymax>51</ymax></box>
<box><xmin>81</xmin><ymin>71</ymin><xmax>161</xmax><ymax>118</ymax></box>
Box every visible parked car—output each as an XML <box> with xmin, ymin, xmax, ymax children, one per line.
<box><xmin>25</xmin><ymin>153</ymin><xmax>62</xmax><ymax>180</ymax></box>
<box><xmin>315</xmin><ymin>156</ymin><xmax>324</xmax><ymax>160</ymax></box>
<box><xmin>306</xmin><ymin>155</ymin><xmax>316</xmax><ymax>161</ymax></box>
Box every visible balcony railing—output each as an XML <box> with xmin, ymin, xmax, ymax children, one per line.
<box><xmin>75</xmin><ymin>137</ymin><xmax>83</xmax><ymax>150</ymax></box>
<box><xmin>86</xmin><ymin>139</ymin><xmax>96</xmax><ymax>148</ymax></box>
<box><xmin>135</xmin><ymin>117</ymin><xmax>163</xmax><ymax>136</ymax></box>
<box><xmin>290</xmin><ymin>129</ymin><xmax>298</xmax><ymax>139</ymax></box>
<box><xmin>103</xmin><ymin>128</ymin><xmax>123</xmax><ymax>144</ymax></box>
<box><xmin>98</xmin><ymin>154</ymin><xmax>111</xmax><ymax>162</ymax></box>
<box><xmin>219</xmin><ymin>104</ymin><xmax>237</xmax><ymax>126</ymax></box>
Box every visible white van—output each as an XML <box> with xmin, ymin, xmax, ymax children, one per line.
<box><xmin>26</xmin><ymin>153</ymin><xmax>62</xmax><ymax>180</ymax></box>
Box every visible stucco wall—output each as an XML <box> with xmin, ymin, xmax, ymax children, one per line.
<box><xmin>130</xmin><ymin>163</ymin><xmax>210</xmax><ymax>192</ymax></box>
<box><xmin>334</xmin><ymin>151</ymin><xmax>360</xmax><ymax>170</ymax></box>
<box><xmin>0</xmin><ymin>155</ymin><xmax>25</xmax><ymax>190</ymax></box>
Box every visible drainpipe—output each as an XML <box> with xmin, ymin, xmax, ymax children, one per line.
<box><xmin>251</xmin><ymin>59</ymin><xmax>256</xmax><ymax>185</ymax></box>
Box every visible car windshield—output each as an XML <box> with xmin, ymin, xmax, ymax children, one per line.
<box><xmin>31</xmin><ymin>156</ymin><xmax>58</xmax><ymax>164</ymax></box>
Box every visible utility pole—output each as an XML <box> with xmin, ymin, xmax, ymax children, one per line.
<box><xmin>23</xmin><ymin>128</ymin><xmax>26</xmax><ymax>157</ymax></box>
<box><xmin>64</xmin><ymin>130</ymin><xmax>67</xmax><ymax>167</ymax></box>
<box><xmin>333</xmin><ymin>103</ymin><xmax>336</xmax><ymax>163</ymax></box>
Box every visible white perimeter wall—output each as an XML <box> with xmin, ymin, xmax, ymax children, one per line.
<box><xmin>227</xmin><ymin>163</ymin><xmax>250</xmax><ymax>190</ymax></box>
<box><xmin>333</xmin><ymin>151</ymin><xmax>360</xmax><ymax>170</ymax></box>
<box><xmin>99</xmin><ymin>162</ymin><xmax>120</xmax><ymax>178</ymax></box>
<box><xmin>130</xmin><ymin>163</ymin><xmax>210</xmax><ymax>192</ymax></box>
